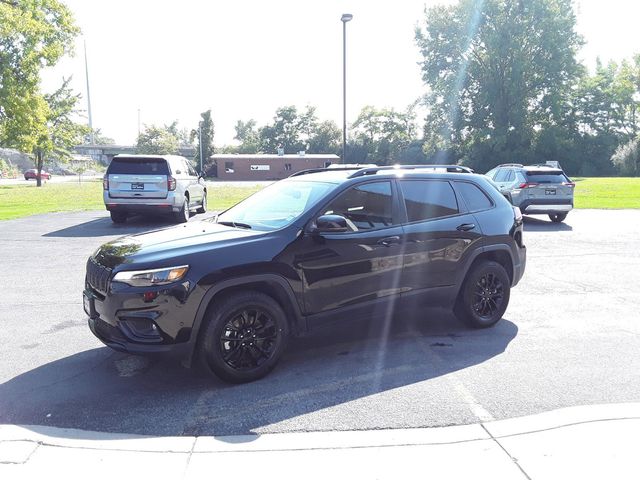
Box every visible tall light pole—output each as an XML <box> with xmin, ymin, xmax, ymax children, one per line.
<box><xmin>341</xmin><ymin>13</ymin><xmax>353</xmax><ymax>164</ymax></box>
<box><xmin>198</xmin><ymin>121</ymin><xmax>204</xmax><ymax>174</ymax></box>
<box><xmin>83</xmin><ymin>40</ymin><xmax>94</xmax><ymax>144</ymax></box>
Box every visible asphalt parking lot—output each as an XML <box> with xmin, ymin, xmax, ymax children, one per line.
<box><xmin>0</xmin><ymin>209</ymin><xmax>639</xmax><ymax>436</ymax></box>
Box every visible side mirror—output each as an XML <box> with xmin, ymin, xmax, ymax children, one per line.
<box><xmin>198</xmin><ymin>172</ymin><xmax>205</xmax><ymax>180</ymax></box>
<box><xmin>314</xmin><ymin>214</ymin><xmax>349</xmax><ymax>234</ymax></box>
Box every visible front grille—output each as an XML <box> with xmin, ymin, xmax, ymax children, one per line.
<box><xmin>86</xmin><ymin>257</ymin><xmax>112</xmax><ymax>294</ymax></box>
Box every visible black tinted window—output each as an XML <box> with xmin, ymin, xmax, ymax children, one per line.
<box><xmin>525</xmin><ymin>171</ymin><xmax>569</xmax><ymax>184</ymax></box>
<box><xmin>400</xmin><ymin>180</ymin><xmax>458</xmax><ymax>222</ymax></box>
<box><xmin>323</xmin><ymin>181</ymin><xmax>394</xmax><ymax>231</ymax></box>
<box><xmin>107</xmin><ymin>158</ymin><xmax>169</xmax><ymax>175</ymax></box>
<box><xmin>456</xmin><ymin>182</ymin><xmax>493</xmax><ymax>212</ymax></box>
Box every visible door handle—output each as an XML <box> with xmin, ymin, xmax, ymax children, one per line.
<box><xmin>456</xmin><ymin>223</ymin><xmax>476</xmax><ymax>231</ymax></box>
<box><xmin>377</xmin><ymin>236</ymin><xmax>401</xmax><ymax>246</ymax></box>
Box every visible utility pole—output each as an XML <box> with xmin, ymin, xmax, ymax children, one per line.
<box><xmin>341</xmin><ymin>14</ymin><xmax>353</xmax><ymax>164</ymax></box>
<box><xmin>137</xmin><ymin>108</ymin><xmax>141</xmax><ymax>138</ymax></box>
<box><xmin>198</xmin><ymin>121</ymin><xmax>204</xmax><ymax>174</ymax></box>
<box><xmin>84</xmin><ymin>40</ymin><xmax>94</xmax><ymax>144</ymax></box>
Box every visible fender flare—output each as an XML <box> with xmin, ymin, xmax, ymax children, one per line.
<box><xmin>183</xmin><ymin>274</ymin><xmax>304</xmax><ymax>367</ymax></box>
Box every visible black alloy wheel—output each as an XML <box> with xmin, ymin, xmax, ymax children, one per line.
<box><xmin>219</xmin><ymin>308</ymin><xmax>278</xmax><ymax>371</ymax></box>
<box><xmin>472</xmin><ymin>272</ymin><xmax>504</xmax><ymax>319</ymax></box>
<box><xmin>455</xmin><ymin>260</ymin><xmax>510</xmax><ymax>328</ymax></box>
<box><xmin>199</xmin><ymin>291</ymin><xmax>288</xmax><ymax>383</ymax></box>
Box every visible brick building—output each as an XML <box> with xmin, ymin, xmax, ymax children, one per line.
<box><xmin>212</xmin><ymin>154</ymin><xmax>340</xmax><ymax>181</ymax></box>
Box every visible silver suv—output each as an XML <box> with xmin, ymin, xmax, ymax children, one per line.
<box><xmin>485</xmin><ymin>163</ymin><xmax>575</xmax><ymax>223</ymax></box>
<box><xmin>103</xmin><ymin>154</ymin><xmax>207</xmax><ymax>224</ymax></box>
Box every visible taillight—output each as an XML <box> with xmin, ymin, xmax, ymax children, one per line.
<box><xmin>167</xmin><ymin>176</ymin><xmax>176</xmax><ymax>191</ymax></box>
<box><xmin>518</xmin><ymin>182</ymin><xmax>538</xmax><ymax>189</ymax></box>
<box><xmin>103</xmin><ymin>177</ymin><xmax>108</xmax><ymax>190</ymax></box>
<box><xmin>563</xmin><ymin>182</ymin><xmax>575</xmax><ymax>188</ymax></box>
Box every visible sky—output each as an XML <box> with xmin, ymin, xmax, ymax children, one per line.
<box><xmin>41</xmin><ymin>0</ymin><xmax>640</xmax><ymax>147</ymax></box>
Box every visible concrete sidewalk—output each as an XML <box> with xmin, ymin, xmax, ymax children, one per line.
<box><xmin>1</xmin><ymin>403</ymin><xmax>639</xmax><ymax>479</ymax></box>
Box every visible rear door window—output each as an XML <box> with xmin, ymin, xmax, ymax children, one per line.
<box><xmin>525</xmin><ymin>170</ymin><xmax>569</xmax><ymax>184</ymax></box>
<box><xmin>455</xmin><ymin>182</ymin><xmax>493</xmax><ymax>212</ymax></box>
<box><xmin>107</xmin><ymin>158</ymin><xmax>169</xmax><ymax>175</ymax></box>
<box><xmin>399</xmin><ymin>180</ymin><xmax>459</xmax><ymax>222</ymax></box>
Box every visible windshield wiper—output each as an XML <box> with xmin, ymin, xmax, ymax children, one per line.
<box><xmin>217</xmin><ymin>220</ymin><xmax>252</xmax><ymax>229</ymax></box>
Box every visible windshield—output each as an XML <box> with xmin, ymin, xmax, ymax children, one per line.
<box><xmin>215</xmin><ymin>180</ymin><xmax>335</xmax><ymax>231</ymax></box>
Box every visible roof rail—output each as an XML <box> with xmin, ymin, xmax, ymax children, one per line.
<box><xmin>288</xmin><ymin>167</ymin><xmax>362</xmax><ymax>177</ymax></box>
<box><xmin>347</xmin><ymin>164</ymin><xmax>474</xmax><ymax>178</ymax></box>
<box><xmin>496</xmin><ymin>163</ymin><xmax>524</xmax><ymax>168</ymax></box>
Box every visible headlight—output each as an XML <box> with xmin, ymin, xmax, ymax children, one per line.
<box><xmin>113</xmin><ymin>265</ymin><xmax>189</xmax><ymax>287</ymax></box>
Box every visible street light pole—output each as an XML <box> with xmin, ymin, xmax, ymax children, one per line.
<box><xmin>198</xmin><ymin>121</ymin><xmax>204</xmax><ymax>174</ymax></box>
<box><xmin>341</xmin><ymin>13</ymin><xmax>353</xmax><ymax>165</ymax></box>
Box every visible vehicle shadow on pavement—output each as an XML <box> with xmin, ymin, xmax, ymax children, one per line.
<box><xmin>0</xmin><ymin>312</ymin><xmax>517</xmax><ymax>438</ymax></box>
<box><xmin>42</xmin><ymin>214</ymin><xmax>211</xmax><ymax>238</ymax></box>
<box><xmin>523</xmin><ymin>216</ymin><xmax>573</xmax><ymax>232</ymax></box>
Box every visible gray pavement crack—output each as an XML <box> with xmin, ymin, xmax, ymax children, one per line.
<box><xmin>481</xmin><ymin>424</ymin><xmax>532</xmax><ymax>480</ymax></box>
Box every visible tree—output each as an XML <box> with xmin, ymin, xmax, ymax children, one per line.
<box><xmin>611</xmin><ymin>136</ymin><xmax>640</xmax><ymax>176</ymax></box>
<box><xmin>84</xmin><ymin>128</ymin><xmax>115</xmax><ymax>145</ymax></box>
<box><xmin>416</xmin><ymin>0</ymin><xmax>583</xmax><ymax>172</ymax></box>
<box><xmin>234</xmin><ymin>119</ymin><xmax>260</xmax><ymax>153</ymax></box>
<box><xmin>136</xmin><ymin>124</ymin><xmax>180</xmax><ymax>155</ymax></box>
<box><xmin>350</xmin><ymin>106</ymin><xmax>417</xmax><ymax>164</ymax></box>
<box><xmin>308</xmin><ymin>120</ymin><xmax>341</xmax><ymax>154</ymax></box>
<box><xmin>0</xmin><ymin>0</ymin><xmax>80</xmax><ymax>159</ymax></box>
<box><xmin>191</xmin><ymin>110</ymin><xmax>214</xmax><ymax>173</ymax></box>
<box><xmin>259</xmin><ymin>105</ymin><xmax>318</xmax><ymax>153</ymax></box>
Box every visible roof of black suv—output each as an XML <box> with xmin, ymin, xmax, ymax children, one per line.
<box><xmin>289</xmin><ymin>165</ymin><xmax>477</xmax><ymax>183</ymax></box>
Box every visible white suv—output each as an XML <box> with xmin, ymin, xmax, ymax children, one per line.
<box><xmin>103</xmin><ymin>154</ymin><xmax>207</xmax><ymax>223</ymax></box>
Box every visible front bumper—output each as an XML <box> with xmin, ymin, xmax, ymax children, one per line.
<box><xmin>83</xmin><ymin>284</ymin><xmax>196</xmax><ymax>359</ymax></box>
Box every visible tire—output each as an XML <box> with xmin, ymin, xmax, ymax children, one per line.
<box><xmin>198</xmin><ymin>291</ymin><xmax>289</xmax><ymax>383</ymax></box>
<box><xmin>174</xmin><ymin>196</ymin><xmax>190</xmax><ymax>223</ymax></box>
<box><xmin>454</xmin><ymin>260</ymin><xmax>510</xmax><ymax>328</ymax></box>
<box><xmin>196</xmin><ymin>192</ymin><xmax>207</xmax><ymax>214</ymax></box>
<box><xmin>549</xmin><ymin>213</ymin><xmax>567</xmax><ymax>223</ymax></box>
<box><xmin>110</xmin><ymin>211</ymin><xmax>127</xmax><ymax>224</ymax></box>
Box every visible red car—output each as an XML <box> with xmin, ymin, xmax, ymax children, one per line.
<box><xmin>24</xmin><ymin>169</ymin><xmax>51</xmax><ymax>180</ymax></box>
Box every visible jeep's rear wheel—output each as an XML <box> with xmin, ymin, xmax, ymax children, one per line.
<box><xmin>455</xmin><ymin>261</ymin><xmax>510</xmax><ymax>328</ymax></box>
<box><xmin>549</xmin><ymin>213</ymin><xmax>567</xmax><ymax>223</ymax></box>
<box><xmin>110</xmin><ymin>211</ymin><xmax>127</xmax><ymax>224</ymax></box>
<box><xmin>199</xmin><ymin>291</ymin><xmax>289</xmax><ymax>383</ymax></box>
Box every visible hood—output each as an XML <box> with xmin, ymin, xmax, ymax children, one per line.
<box><xmin>93</xmin><ymin>220</ymin><xmax>264</xmax><ymax>269</ymax></box>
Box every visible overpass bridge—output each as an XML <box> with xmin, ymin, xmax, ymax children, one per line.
<box><xmin>74</xmin><ymin>145</ymin><xmax>196</xmax><ymax>165</ymax></box>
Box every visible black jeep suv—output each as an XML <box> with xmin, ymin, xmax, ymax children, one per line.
<box><xmin>84</xmin><ymin>165</ymin><xmax>526</xmax><ymax>383</ymax></box>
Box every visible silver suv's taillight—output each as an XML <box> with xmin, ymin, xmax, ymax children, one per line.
<box><xmin>103</xmin><ymin>176</ymin><xmax>109</xmax><ymax>190</ymax></box>
<box><xmin>168</xmin><ymin>176</ymin><xmax>176</xmax><ymax>191</ymax></box>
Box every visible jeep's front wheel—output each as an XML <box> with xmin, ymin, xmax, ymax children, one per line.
<box><xmin>199</xmin><ymin>291</ymin><xmax>289</xmax><ymax>383</ymax></box>
<box><xmin>454</xmin><ymin>261</ymin><xmax>510</xmax><ymax>328</ymax></box>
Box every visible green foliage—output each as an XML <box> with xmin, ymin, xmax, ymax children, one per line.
<box><xmin>84</xmin><ymin>128</ymin><xmax>115</xmax><ymax>145</ymax></box>
<box><xmin>350</xmin><ymin>106</ymin><xmax>417</xmax><ymax>164</ymax></box>
<box><xmin>136</xmin><ymin>124</ymin><xmax>180</xmax><ymax>155</ymax></box>
<box><xmin>234</xmin><ymin>119</ymin><xmax>260</xmax><ymax>153</ymax></box>
<box><xmin>611</xmin><ymin>137</ymin><xmax>640</xmax><ymax>176</ymax></box>
<box><xmin>259</xmin><ymin>105</ymin><xmax>318</xmax><ymax>154</ymax></box>
<box><xmin>0</xmin><ymin>0</ymin><xmax>79</xmax><ymax>148</ymax></box>
<box><xmin>416</xmin><ymin>0</ymin><xmax>583</xmax><ymax>172</ymax></box>
<box><xmin>191</xmin><ymin>110</ymin><xmax>214</xmax><ymax>173</ymax></box>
